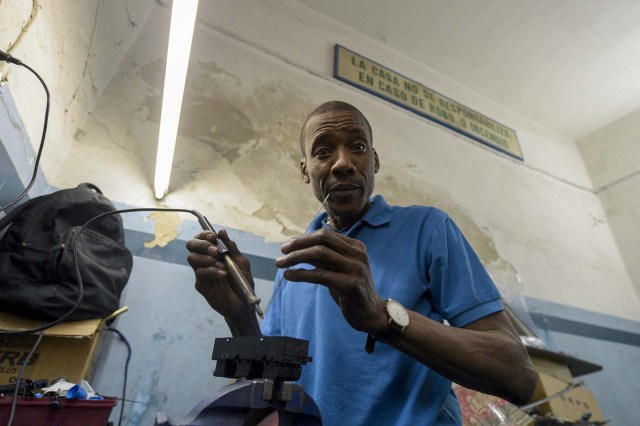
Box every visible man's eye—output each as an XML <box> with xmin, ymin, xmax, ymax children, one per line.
<box><xmin>314</xmin><ymin>147</ymin><xmax>331</xmax><ymax>157</ymax></box>
<box><xmin>352</xmin><ymin>143</ymin><xmax>366</xmax><ymax>152</ymax></box>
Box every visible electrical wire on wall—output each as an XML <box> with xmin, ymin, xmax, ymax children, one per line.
<box><xmin>0</xmin><ymin>38</ymin><xmax>258</xmax><ymax>426</ymax></box>
<box><xmin>0</xmin><ymin>206</ymin><xmax>239</xmax><ymax>424</ymax></box>
<box><xmin>5</xmin><ymin>329</ymin><xmax>44</xmax><ymax>426</ymax></box>
<box><xmin>0</xmin><ymin>206</ymin><xmax>226</xmax><ymax>338</ymax></box>
<box><xmin>0</xmin><ymin>41</ymin><xmax>53</xmax><ymax>426</ymax></box>
<box><xmin>107</xmin><ymin>327</ymin><xmax>132</xmax><ymax>426</ymax></box>
<box><xmin>0</xmin><ymin>0</ymin><xmax>40</xmax><ymax>85</ymax></box>
<box><xmin>0</xmin><ymin>49</ymin><xmax>49</xmax><ymax>214</ymax></box>
<box><xmin>0</xmin><ymin>47</ymin><xmax>180</xmax><ymax>425</ymax></box>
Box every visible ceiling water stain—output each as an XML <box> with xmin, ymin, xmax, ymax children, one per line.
<box><xmin>138</xmin><ymin>58</ymin><xmax>515</xmax><ymax>250</ymax></box>
<box><xmin>253</xmin><ymin>203</ymin><xmax>277</xmax><ymax>221</ymax></box>
<box><xmin>179</xmin><ymin>96</ymin><xmax>257</xmax><ymax>163</ymax></box>
<box><xmin>139</xmin><ymin>59</ymin><xmax>166</xmax><ymax>91</ymax></box>
<box><xmin>76</xmin><ymin>55</ymin><xmax>522</xmax><ymax>263</ymax></box>
<box><xmin>163</xmin><ymin>60</ymin><xmax>319</xmax><ymax>234</ymax></box>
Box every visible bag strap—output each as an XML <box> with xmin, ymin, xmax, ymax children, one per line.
<box><xmin>79</xmin><ymin>183</ymin><xmax>103</xmax><ymax>195</ymax></box>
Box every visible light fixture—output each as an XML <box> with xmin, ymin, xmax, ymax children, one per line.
<box><xmin>153</xmin><ymin>0</ymin><xmax>199</xmax><ymax>200</ymax></box>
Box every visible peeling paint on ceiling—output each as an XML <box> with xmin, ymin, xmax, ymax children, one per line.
<box><xmin>53</xmin><ymin>48</ymin><xmax>512</xmax><ymax>271</ymax></box>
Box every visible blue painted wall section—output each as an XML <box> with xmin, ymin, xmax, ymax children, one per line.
<box><xmin>91</xmin><ymin>256</ymin><xmax>277</xmax><ymax>425</ymax></box>
<box><xmin>1</xmin><ymin>92</ymin><xmax>639</xmax><ymax>425</ymax></box>
<box><xmin>0</xmin><ymin>86</ymin><xmax>49</xmax><ymax>208</ymax></box>
<box><xmin>526</xmin><ymin>297</ymin><xmax>640</xmax><ymax>424</ymax></box>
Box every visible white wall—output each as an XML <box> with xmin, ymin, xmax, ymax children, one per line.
<box><xmin>578</xmin><ymin>108</ymin><xmax>640</xmax><ymax>300</ymax></box>
<box><xmin>1</xmin><ymin>1</ymin><xmax>638</xmax><ymax>321</ymax></box>
<box><xmin>2</xmin><ymin>2</ymin><xmax>640</xmax><ymax>423</ymax></box>
<box><xmin>0</xmin><ymin>0</ymin><xmax>155</xmax><ymax>179</ymax></box>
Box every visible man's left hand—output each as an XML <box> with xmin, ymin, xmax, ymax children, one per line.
<box><xmin>276</xmin><ymin>228</ymin><xmax>388</xmax><ymax>334</ymax></box>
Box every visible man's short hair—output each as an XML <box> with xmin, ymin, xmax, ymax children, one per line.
<box><xmin>299</xmin><ymin>101</ymin><xmax>373</xmax><ymax>155</ymax></box>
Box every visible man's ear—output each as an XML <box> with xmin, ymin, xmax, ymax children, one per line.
<box><xmin>300</xmin><ymin>159</ymin><xmax>310</xmax><ymax>183</ymax></box>
<box><xmin>374</xmin><ymin>149</ymin><xmax>380</xmax><ymax>173</ymax></box>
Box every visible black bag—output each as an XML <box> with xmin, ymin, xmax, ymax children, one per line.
<box><xmin>0</xmin><ymin>183</ymin><xmax>133</xmax><ymax>321</ymax></box>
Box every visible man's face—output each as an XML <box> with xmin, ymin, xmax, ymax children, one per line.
<box><xmin>300</xmin><ymin>109</ymin><xmax>379</xmax><ymax>225</ymax></box>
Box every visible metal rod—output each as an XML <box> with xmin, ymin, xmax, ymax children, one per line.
<box><xmin>223</xmin><ymin>254</ymin><xmax>264</xmax><ymax>318</ymax></box>
<box><xmin>194</xmin><ymin>211</ymin><xmax>264</xmax><ymax>319</ymax></box>
<box><xmin>519</xmin><ymin>381</ymin><xmax>584</xmax><ymax>411</ymax></box>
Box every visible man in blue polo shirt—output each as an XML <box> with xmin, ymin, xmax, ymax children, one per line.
<box><xmin>187</xmin><ymin>101</ymin><xmax>536</xmax><ymax>425</ymax></box>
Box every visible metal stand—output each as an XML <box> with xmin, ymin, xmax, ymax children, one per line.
<box><xmin>156</xmin><ymin>336</ymin><xmax>321</xmax><ymax>425</ymax></box>
<box><xmin>155</xmin><ymin>379</ymin><xmax>321</xmax><ymax>426</ymax></box>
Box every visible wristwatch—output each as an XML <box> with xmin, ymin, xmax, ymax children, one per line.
<box><xmin>365</xmin><ymin>299</ymin><xmax>409</xmax><ymax>354</ymax></box>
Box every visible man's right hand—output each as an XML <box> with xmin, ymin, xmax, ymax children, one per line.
<box><xmin>186</xmin><ymin>229</ymin><xmax>260</xmax><ymax>335</ymax></box>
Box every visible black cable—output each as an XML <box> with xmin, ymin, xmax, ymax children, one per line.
<box><xmin>0</xmin><ymin>50</ymin><xmax>219</xmax><ymax>336</ymax></box>
<box><xmin>0</xmin><ymin>51</ymin><xmax>50</xmax><ymax>214</ymax></box>
<box><xmin>54</xmin><ymin>397</ymin><xmax>64</xmax><ymax>426</ymax></box>
<box><xmin>6</xmin><ymin>328</ymin><xmax>45</xmax><ymax>426</ymax></box>
<box><xmin>0</xmin><ymin>50</ymin><xmax>227</xmax><ymax>425</ymax></box>
<box><xmin>0</xmin><ymin>207</ymin><xmax>213</xmax><ymax>421</ymax></box>
<box><xmin>107</xmin><ymin>327</ymin><xmax>132</xmax><ymax>426</ymax></box>
<box><xmin>0</xmin><ymin>207</ymin><xmax>209</xmax><ymax>336</ymax></box>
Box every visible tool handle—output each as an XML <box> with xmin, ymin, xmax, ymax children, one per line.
<box><xmin>196</xmin><ymin>213</ymin><xmax>230</xmax><ymax>255</ymax></box>
<box><xmin>194</xmin><ymin>212</ymin><xmax>263</xmax><ymax>318</ymax></box>
<box><xmin>223</xmin><ymin>254</ymin><xmax>264</xmax><ymax>318</ymax></box>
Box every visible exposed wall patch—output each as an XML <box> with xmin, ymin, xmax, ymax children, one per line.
<box><xmin>144</xmin><ymin>210</ymin><xmax>181</xmax><ymax>248</ymax></box>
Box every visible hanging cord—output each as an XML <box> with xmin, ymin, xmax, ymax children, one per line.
<box><xmin>0</xmin><ymin>0</ymin><xmax>40</xmax><ymax>84</ymax></box>
<box><xmin>0</xmin><ymin>207</ymin><xmax>227</xmax><ymax>423</ymax></box>
<box><xmin>0</xmin><ymin>207</ymin><xmax>229</xmax><ymax>336</ymax></box>
<box><xmin>107</xmin><ymin>327</ymin><xmax>132</xmax><ymax>426</ymax></box>
<box><xmin>6</xmin><ymin>328</ymin><xmax>45</xmax><ymax>426</ymax></box>
<box><xmin>0</xmin><ymin>50</ymin><xmax>49</xmax><ymax>214</ymax></box>
<box><xmin>0</xmin><ymin>210</ymin><xmax>205</xmax><ymax>424</ymax></box>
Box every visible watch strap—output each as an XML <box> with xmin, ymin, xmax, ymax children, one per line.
<box><xmin>365</xmin><ymin>299</ymin><xmax>407</xmax><ymax>354</ymax></box>
<box><xmin>365</xmin><ymin>333</ymin><xmax>377</xmax><ymax>354</ymax></box>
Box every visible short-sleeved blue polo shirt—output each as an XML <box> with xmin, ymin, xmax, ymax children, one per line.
<box><xmin>261</xmin><ymin>195</ymin><xmax>503</xmax><ymax>425</ymax></box>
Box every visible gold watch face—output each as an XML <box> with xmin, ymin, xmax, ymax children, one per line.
<box><xmin>387</xmin><ymin>299</ymin><xmax>409</xmax><ymax>327</ymax></box>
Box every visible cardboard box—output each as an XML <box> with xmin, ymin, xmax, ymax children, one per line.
<box><xmin>0</xmin><ymin>311</ymin><xmax>104</xmax><ymax>386</ymax></box>
<box><xmin>530</xmin><ymin>372</ymin><xmax>605</xmax><ymax>423</ymax></box>
<box><xmin>525</xmin><ymin>345</ymin><xmax>602</xmax><ymax>379</ymax></box>
<box><xmin>530</xmin><ymin>355</ymin><xmax>573</xmax><ymax>383</ymax></box>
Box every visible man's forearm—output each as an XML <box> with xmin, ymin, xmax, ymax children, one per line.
<box><xmin>383</xmin><ymin>310</ymin><xmax>537</xmax><ymax>405</ymax></box>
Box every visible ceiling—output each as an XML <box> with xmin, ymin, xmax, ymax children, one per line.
<box><xmin>294</xmin><ymin>0</ymin><xmax>640</xmax><ymax>140</ymax></box>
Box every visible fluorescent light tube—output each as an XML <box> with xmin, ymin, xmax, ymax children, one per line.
<box><xmin>153</xmin><ymin>0</ymin><xmax>199</xmax><ymax>200</ymax></box>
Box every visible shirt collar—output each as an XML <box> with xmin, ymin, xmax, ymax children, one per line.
<box><xmin>308</xmin><ymin>194</ymin><xmax>392</xmax><ymax>233</ymax></box>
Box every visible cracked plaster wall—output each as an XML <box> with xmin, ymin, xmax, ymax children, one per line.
<box><xmin>2</xmin><ymin>2</ymin><xmax>639</xmax><ymax>423</ymax></box>
<box><xmin>578</xmin><ymin>110</ymin><xmax>640</xmax><ymax>302</ymax></box>
<box><xmin>0</xmin><ymin>0</ymin><xmax>155</xmax><ymax>181</ymax></box>
<box><xmin>1</xmin><ymin>1</ymin><xmax>638</xmax><ymax>322</ymax></box>
<box><xmin>31</xmin><ymin>1</ymin><xmax>640</xmax><ymax>321</ymax></box>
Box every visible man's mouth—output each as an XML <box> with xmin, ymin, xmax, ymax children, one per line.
<box><xmin>327</xmin><ymin>183</ymin><xmax>360</xmax><ymax>195</ymax></box>
<box><xmin>326</xmin><ymin>183</ymin><xmax>360</xmax><ymax>197</ymax></box>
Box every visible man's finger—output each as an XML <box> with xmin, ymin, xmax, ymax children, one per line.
<box><xmin>275</xmin><ymin>245</ymin><xmax>359</xmax><ymax>271</ymax></box>
<box><xmin>217</xmin><ymin>229</ymin><xmax>241</xmax><ymax>254</ymax></box>
<box><xmin>281</xmin><ymin>229</ymin><xmax>359</xmax><ymax>255</ymax></box>
<box><xmin>186</xmin><ymin>236</ymin><xmax>217</xmax><ymax>254</ymax></box>
<box><xmin>283</xmin><ymin>267</ymin><xmax>343</xmax><ymax>289</ymax></box>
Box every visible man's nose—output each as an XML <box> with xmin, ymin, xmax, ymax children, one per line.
<box><xmin>331</xmin><ymin>147</ymin><xmax>355</xmax><ymax>175</ymax></box>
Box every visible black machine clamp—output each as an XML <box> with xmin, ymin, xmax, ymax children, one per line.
<box><xmin>155</xmin><ymin>336</ymin><xmax>322</xmax><ymax>425</ymax></box>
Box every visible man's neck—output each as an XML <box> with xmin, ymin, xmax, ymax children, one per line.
<box><xmin>327</xmin><ymin>202</ymin><xmax>372</xmax><ymax>231</ymax></box>
<box><xmin>327</xmin><ymin>216</ymin><xmax>356</xmax><ymax>232</ymax></box>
